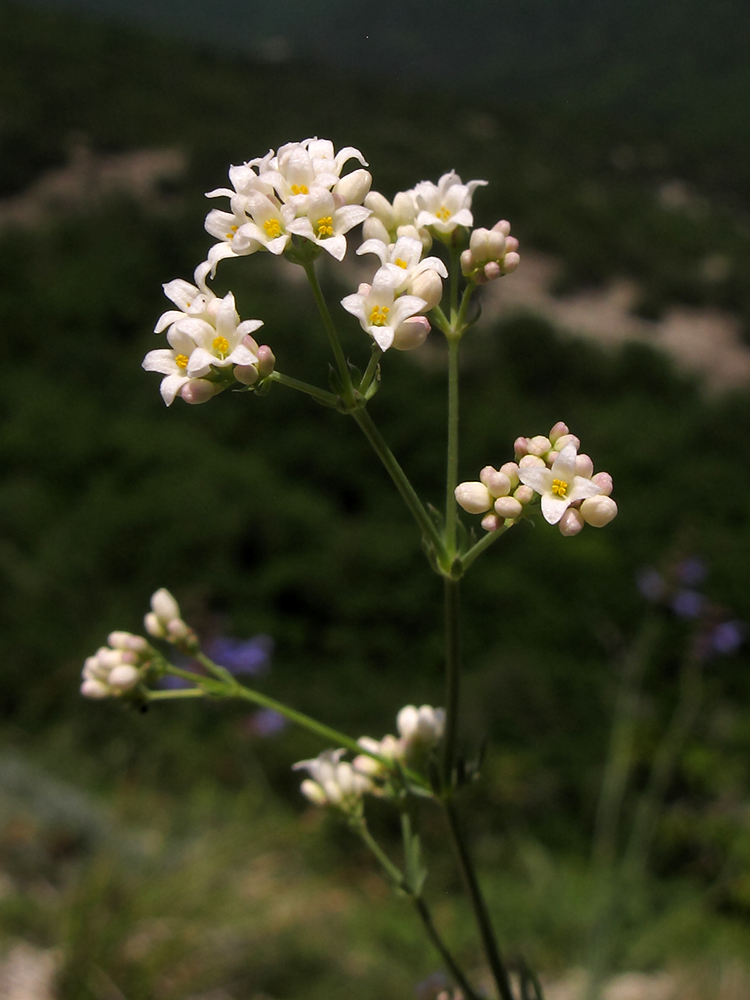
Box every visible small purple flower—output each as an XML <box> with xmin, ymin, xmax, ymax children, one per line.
<box><xmin>636</xmin><ymin>568</ymin><xmax>666</xmax><ymax>603</ymax></box>
<box><xmin>710</xmin><ymin>620</ymin><xmax>746</xmax><ymax>656</ymax></box>
<box><xmin>671</xmin><ymin>589</ymin><xmax>706</xmax><ymax>620</ymax></box>
<box><xmin>205</xmin><ymin>634</ymin><xmax>274</xmax><ymax>676</ymax></box>
<box><xmin>246</xmin><ymin>708</ymin><xmax>288</xmax><ymax>738</ymax></box>
<box><xmin>676</xmin><ymin>557</ymin><xmax>707</xmax><ymax>587</ymax></box>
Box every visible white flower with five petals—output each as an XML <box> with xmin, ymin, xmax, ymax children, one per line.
<box><xmin>341</xmin><ymin>271</ymin><xmax>427</xmax><ymax>351</ymax></box>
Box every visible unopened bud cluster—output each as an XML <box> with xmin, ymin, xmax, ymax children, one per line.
<box><xmin>144</xmin><ymin>588</ymin><xmax>198</xmax><ymax>651</ymax></box>
<box><xmin>460</xmin><ymin>221</ymin><xmax>520</xmax><ymax>283</ymax></box>
<box><xmin>456</xmin><ymin>422</ymin><xmax>617</xmax><ymax>536</ymax></box>
<box><xmin>81</xmin><ymin>631</ymin><xmax>153</xmax><ymax>699</ymax></box>
<box><xmin>293</xmin><ymin>705</ymin><xmax>445</xmax><ymax>810</ymax></box>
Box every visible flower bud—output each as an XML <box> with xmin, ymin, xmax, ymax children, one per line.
<box><xmin>233</xmin><ymin>364</ymin><xmax>259</xmax><ymax>386</ymax></box>
<box><xmin>526</xmin><ymin>435</ymin><xmax>552</xmax><ymax>457</ymax></box>
<box><xmin>256</xmin><ymin>344</ymin><xmax>276</xmax><ymax>377</ymax></box>
<box><xmin>460</xmin><ymin>249</ymin><xmax>475</xmax><ymax>276</ymax></box>
<box><xmin>592</xmin><ymin>471</ymin><xmax>613</xmax><ymax>496</ymax></box>
<box><xmin>409</xmin><ymin>269</ymin><xmax>443</xmax><ymax>310</ymax></box>
<box><xmin>483</xmin><ymin>261</ymin><xmax>502</xmax><ymax>281</ymax></box>
<box><xmin>514</xmin><ymin>436</ymin><xmax>529</xmax><ymax>458</ymax></box>
<box><xmin>364</xmin><ymin>190</ymin><xmax>395</xmax><ymax>228</ymax></box>
<box><xmin>481</xmin><ymin>512</ymin><xmax>501</xmax><ymax>532</ymax></box>
<box><xmin>575</xmin><ymin>454</ymin><xmax>594</xmax><ymax>478</ymax></box>
<box><xmin>553</xmin><ymin>433</ymin><xmax>580</xmax><ymax>452</ymax></box>
<box><xmin>144</xmin><ymin>611</ymin><xmax>165</xmax><ymax>639</ymax></box>
<box><xmin>108</xmin><ymin>664</ymin><xmax>141</xmax><ymax>691</ymax></box>
<box><xmin>480</xmin><ymin>467</ymin><xmax>511</xmax><ymax>497</ymax></box>
<box><xmin>494</xmin><ymin>496</ymin><xmax>523</xmax><ymax>519</ymax></box>
<box><xmin>514</xmin><ymin>485</ymin><xmax>534</xmax><ymax>505</ymax></box>
<box><xmin>580</xmin><ymin>495</ymin><xmax>618</xmax><ymax>527</ymax></box>
<box><xmin>492</xmin><ymin>220</ymin><xmax>511</xmax><ymax>236</ymax></box>
<box><xmin>397</xmin><ymin>705</ymin><xmax>445</xmax><ymax>746</ymax></box>
<box><xmin>503</xmin><ymin>252</ymin><xmax>520</xmax><ymax>273</ymax></box>
<box><xmin>559</xmin><ymin>508</ymin><xmax>585</xmax><ymax>536</ymax></box>
<box><xmin>499</xmin><ymin>462</ymin><xmax>520</xmax><ymax>487</ymax></box>
<box><xmin>549</xmin><ymin>421</ymin><xmax>569</xmax><ymax>443</ymax></box>
<box><xmin>300</xmin><ymin>779</ymin><xmax>328</xmax><ymax>806</ymax></box>
<box><xmin>362</xmin><ymin>216</ymin><xmax>390</xmax><ymax>243</ymax></box>
<box><xmin>81</xmin><ymin>678</ymin><xmax>111</xmax><ymax>699</ymax></box>
<box><xmin>455</xmin><ymin>482</ymin><xmax>492</xmax><ymax>514</ymax></box>
<box><xmin>166</xmin><ymin>618</ymin><xmax>191</xmax><ymax>641</ymax></box>
<box><xmin>393</xmin><ymin>191</ymin><xmax>416</xmax><ymax>227</ymax></box>
<box><xmin>335</xmin><ymin>168</ymin><xmax>372</xmax><ymax>205</ymax></box>
<box><xmin>151</xmin><ymin>588</ymin><xmax>181</xmax><ymax>624</ymax></box>
<box><xmin>519</xmin><ymin>454</ymin><xmax>545</xmax><ymax>468</ymax></box>
<box><xmin>181</xmin><ymin>379</ymin><xmax>216</xmax><ymax>405</ymax></box>
<box><xmin>393</xmin><ymin>316</ymin><xmax>430</xmax><ymax>351</ymax></box>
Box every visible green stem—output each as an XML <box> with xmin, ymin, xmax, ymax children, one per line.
<box><xmin>441</xmin><ymin>578</ymin><xmax>461</xmax><ymax>789</ymax></box>
<box><xmin>146</xmin><ymin>687</ymin><xmax>207</xmax><ymax>700</ymax></box>
<box><xmin>455</xmin><ymin>281</ymin><xmax>477</xmax><ymax>331</ymax></box>
<box><xmin>360</xmin><ymin>346</ymin><xmax>383</xmax><ymax>396</ymax></box>
<box><xmin>349</xmin><ymin>406</ymin><xmax>444</xmax><ymax>558</ymax></box>
<box><xmin>270</xmin><ymin>371</ymin><xmax>339</xmax><ymax>408</ymax></box>
<box><xmin>412</xmin><ymin>896</ymin><xmax>482</xmax><ymax>1000</ymax></box>
<box><xmin>443</xmin><ymin>799</ymin><xmax>515</xmax><ymax>1000</ymax></box>
<box><xmin>460</xmin><ymin>520</ymin><xmax>514</xmax><ymax>571</ymax></box>
<box><xmin>302</xmin><ymin>259</ymin><xmax>353</xmax><ymax>399</ymax></box>
<box><xmin>445</xmin><ymin>337</ymin><xmax>460</xmax><ymax>556</ymax></box>
<box><xmin>356</xmin><ymin>819</ymin><xmax>406</xmax><ymax>886</ymax></box>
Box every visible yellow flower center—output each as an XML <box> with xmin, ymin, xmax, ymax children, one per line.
<box><xmin>264</xmin><ymin>218</ymin><xmax>282</xmax><ymax>239</ymax></box>
<box><xmin>291</xmin><ymin>184</ymin><xmax>309</xmax><ymax>195</ymax></box>
<box><xmin>225</xmin><ymin>225</ymin><xmax>239</xmax><ymax>239</ymax></box>
<box><xmin>369</xmin><ymin>305</ymin><xmax>390</xmax><ymax>327</ymax></box>
<box><xmin>394</xmin><ymin>258</ymin><xmax>408</xmax><ymax>269</ymax></box>
<box><xmin>436</xmin><ymin>205</ymin><xmax>451</xmax><ymax>222</ymax></box>
<box><xmin>212</xmin><ymin>335</ymin><xmax>230</xmax><ymax>357</ymax></box>
<box><xmin>175</xmin><ymin>354</ymin><xmax>189</xmax><ymax>369</ymax></box>
<box><xmin>316</xmin><ymin>216</ymin><xmax>334</xmax><ymax>238</ymax></box>
<box><xmin>551</xmin><ymin>478</ymin><xmax>568</xmax><ymax>497</ymax></box>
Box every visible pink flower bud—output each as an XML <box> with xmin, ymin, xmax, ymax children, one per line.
<box><xmin>256</xmin><ymin>344</ymin><xmax>276</xmax><ymax>376</ymax></box>
<box><xmin>481</xmin><ymin>512</ymin><xmax>501</xmax><ymax>532</ymax></box>
<box><xmin>553</xmin><ymin>433</ymin><xmax>580</xmax><ymax>451</ymax></box>
<box><xmin>575</xmin><ymin>454</ymin><xmax>594</xmax><ymax>478</ymax></box>
<box><xmin>234</xmin><ymin>364</ymin><xmax>259</xmax><ymax>386</ymax></box>
<box><xmin>527</xmin><ymin>435</ymin><xmax>552</xmax><ymax>457</ymax></box>
<box><xmin>494</xmin><ymin>496</ymin><xmax>523</xmax><ymax>519</ymax></box>
<box><xmin>503</xmin><ymin>252</ymin><xmax>520</xmax><ymax>273</ymax></box>
<box><xmin>483</xmin><ymin>261</ymin><xmax>502</xmax><ymax>281</ymax></box>
<box><xmin>181</xmin><ymin>379</ymin><xmax>216</xmax><ymax>405</ymax></box>
<box><xmin>81</xmin><ymin>678</ymin><xmax>111</xmax><ymax>699</ymax></box>
<box><xmin>108</xmin><ymin>664</ymin><xmax>141</xmax><ymax>691</ymax></box>
<box><xmin>581</xmin><ymin>496</ymin><xmax>618</xmax><ymax>527</ymax></box>
<box><xmin>409</xmin><ymin>269</ymin><xmax>443</xmax><ymax>310</ymax></box>
<box><xmin>549</xmin><ymin>421</ymin><xmax>569</xmax><ymax>443</ymax></box>
<box><xmin>484</xmin><ymin>470</ymin><xmax>511</xmax><ymax>498</ymax></box>
<box><xmin>519</xmin><ymin>454</ymin><xmax>545</xmax><ymax>468</ymax></box>
<box><xmin>393</xmin><ymin>316</ymin><xmax>430</xmax><ymax>351</ymax></box>
<box><xmin>592</xmin><ymin>472</ymin><xmax>613</xmax><ymax>496</ymax></box>
<box><xmin>499</xmin><ymin>462</ymin><xmax>520</xmax><ymax>487</ymax></box>
<box><xmin>460</xmin><ymin>248</ymin><xmax>475</xmax><ymax>276</ymax></box>
<box><xmin>492</xmin><ymin>220</ymin><xmax>511</xmax><ymax>236</ymax></box>
<box><xmin>514</xmin><ymin>436</ymin><xmax>529</xmax><ymax>458</ymax></box>
<box><xmin>455</xmin><ymin>482</ymin><xmax>493</xmax><ymax>514</ymax></box>
<box><xmin>559</xmin><ymin>508</ymin><xmax>585</xmax><ymax>536</ymax></box>
<box><xmin>514</xmin><ymin>485</ymin><xmax>534</xmax><ymax>504</ymax></box>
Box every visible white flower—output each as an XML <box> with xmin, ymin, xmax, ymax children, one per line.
<box><xmin>341</xmin><ymin>271</ymin><xmax>428</xmax><ymax>351</ymax></box>
<box><xmin>181</xmin><ymin>292</ymin><xmax>262</xmax><ymax>377</ymax></box>
<box><xmin>293</xmin><ymin>749</ymin><xmax>372</xmax><ymax>810</ymax></box>
<box><xmin>286</xmin><ymin>186</ymin><xmax>370</xmax><ymax>260</ymax></box>
<box><xmin>414</xmin><ymin>171</ymin><xmax>487</xmax><ymax>235</ymax></box>
<box><xmin>142</xmin><ymin>325</ymin><xmax>213</xmax><ymax>406</ymax></box>
<box><xmin>517</xmin><ymin>443</ymin><xmax>602</xmax><ymax>525</ymax></box>
<box><xmin>153</xmin><ymin>261</ymin><xmax>217</xmax><ymax>336</ymax></box>
<box><xmin>357</xmin><ymin>236</ymin><xmax>447</xmax><ymax>298</ymax></box>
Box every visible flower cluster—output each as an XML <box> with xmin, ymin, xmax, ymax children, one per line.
<box><xmin>143</xmin><ymin>263</ymin><xmax>275</xmax><ymax>406</ymax></box>
<box><xmin>81</xmin><ymin>631</ymin><xmax>153</xmax><ymax>699</ymax></box>
<box><xmin>204</xmin><ymin>137</ymin><xmax>372</xmax><ymax>270</ymax></box>
<box><xmin>456</xmin><ymin>422</ymin><xmax>617</xmax><ymax>536</ymax></box>
<box><xmin>460</xmin><ymin>221</ymin><xmax>520</xmax><ymax>283</ymax></box>
<box><xmin>143</xmin><ymin>587</ymin><xmax>198</xmax><ymax>649</ymax></box>
<box><xmin>342</xmin><ymin>235</ymin><xmax>447</xmax><ymax>351</ymax></box>
<box><xmin>293</xmin><ymin>705</ymin><xmax>445</xmax><ymax>811</ymax></box>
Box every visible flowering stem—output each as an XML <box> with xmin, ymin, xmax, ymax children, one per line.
<box><xmin>302</xmin><ymin>259</ymin><xmax>354</xmax><ymax>401</ymax></box>
<box><xmin>355</xmin><ymin>817</ymin><xmax>481</xmax><ymax>1000</ymax></box>
<box><xmin>359</xmin><ymin>345</ymin><xmax>383</xmax><ymax>397</ymax></box>
<box><xmin>350</xmin><ymin>407</ymin><xmax>445</xmax><ymax>558</ymax></box>
<box><xmin>445</xmin><ymin>336</ymin><xmax>460</xmax><ymax>556</ymax></box>
<box><xmin>460</xmin><ymin>521</ymin><xmax>513</xmax><ymax>571</ymax></box>
<box><xmin>443</xmin><ymin>799</ymin><xmax>515</xmax><ymax>1000</ymax></box>
<box><xmin>269</xmin><ymin>371</ymin><xmax>339</xmax><ymax>408</ymax></box>
<box><xmin>441</xmin><ymin>578</ymin><xmax>461</xmax><ymax>789</ymax></box>
<box><xmin>147</xmin><ymin>687</ymin><xmax>207</xmax><ymax>700</ymax></box>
